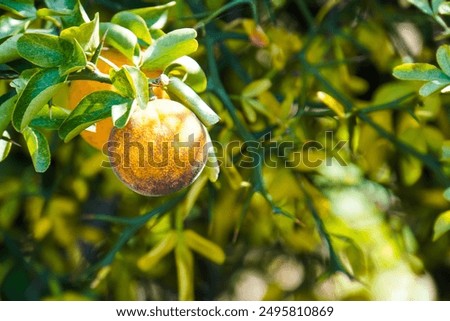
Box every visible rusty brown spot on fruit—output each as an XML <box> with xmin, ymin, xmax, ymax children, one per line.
<box><xmin>107</xmin><ymin>99</ymin><xmax>208</xmax><ymax>196</ymax></box>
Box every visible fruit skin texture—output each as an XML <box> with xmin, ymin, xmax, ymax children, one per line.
<box><xmin>107</xmin><ymin>99</ymin><xmax>208</xmax><ymax>196</ymax></box>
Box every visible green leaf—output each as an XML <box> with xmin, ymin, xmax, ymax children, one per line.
<box><xmin>175</xmin><ymin>242</ymin><xmax>194</xmax><ymax>301</ymax></box>
<box><xmin>29</xmin><ymin>105</ymin><xmax>69</xmax><ymax>130</ymax></box>
<box><xmin>408</xmin><ymin>0</ymin><xmax>433</xmax><ymax>15</ymax></box>
<box><xmin>0</xmin><ymin>34</ymin><xmax>21</xmax><ymax>64</ymax></box>
<box><xmin>60</xmin><ymin>13</ymin><xmax>99</xmax><ymax>54</ymax></box>
<box><xmin>432</xmin><ymin>0</ymin><xmax>446</xmax><ymax>12</ymax></box>
<box><xmin>100</xmin><ymin>22</ymin><xmax>139</xmax><ymax>63</ymax></box>
<box><xmin>59</xmin><ymin>91</ymin><xmax>131</xmax><ymax>142</ymax></box>
<box><xmin>0</xmin><ymin>92</ymin><xmax>17</xmax><ymax>134</ymax></box>
<box><xmin>0</xmin><ymin>130</ymin><xmax>12</xmax><ymax>162</ymax></box>
<box><xmin>241</xmin><ymin>98</ymin><xmax>257</xmax><ymax>122</ymax></box>
<box><xmin>111</xmin><ymin>11</ymin><xmax>151</xmax><ymax>45</ymax></box>
<box><xmin>45</xmin><ymin>0</ymin><xmax>89</xmax><ymax>28</ymax></box>
<box><xmin>0</xmin><ymin>0</ymin><xmax>37</xmax><ymax>18</ymax></box>
<box><xmin>437</xmin><ymin>45</ymin><xmax>450</xmax><ymax>76</ymax></box>
<box><xmin>443</xmin><ymin>141</ymin><xmax>450</xmax><ymax>160</ymax></box>
<box><xmin>12</xmin><ymin>68</ymin><xmax>66</xmax><ymax>131</ymax></box>
<box><xmin>167</xmin><ymin>76</ymin><xmax>220</xmax><ymax>126</ymax></box>
<box><xmin>111</xmin><ymin>99</ymin><xmax>135</xmax><ymax>129</ymax></box>
<box><xmin>438</xmin><ymin>1</ymin><xmax>450</xmax><ymax>14</ymax></box>
<box><xmin>128</xmin><ymin>1</ymin><xmax>176</xmax><ymax>29</ymax></box>
<box><xmin>399</xmin><ymin>127</ymin><xmax>427</xmax><ymax>185</ymax></box>
<box><xmin>17</xmin><ymin>33</ymin><xmax>65</xmax><ymax>68</ymax></box>
<box><xmin>165</xmin><ymin>56</ymin><xmax>207</xmax><ymax>93</ymax></box>
<box><xmin>141</xmin><ymin>28</ymin><xmax>198</xmax><ymax>72</ymax></box>
<box><xmin>0</xmin><ymin>16</ymin><xmax>29</xmax><ymax>40</ymax></box>
<box><xmin>433</xmin><ymin>210</ymin><xmax>450</xmax><ymax>241</ymax></box>
<box><xmin>10</xmin><ymin>68</ymin><xmax>37</xmax><ymax>94</ymax></box>
<box><xmin>36</xmin><ymin>7</ymin><xmax>72</xmax><ymax>17</ymax></box>
<box><xmin>137</xmin><ymin>230</ymin><xmax>177</xmax><ymax>271</ymax></box>
<box><xmin>393</xmin><ymin>63</ymin><xmax>450</xmax><ymax>81</ymax></box>
<box><xmin>22</xmin><ymin>127</ymin><xmax>51</xmax><ymax>172</ymax></box>
<box><xmin>242</xmin><ymin>79</ymin><xmax>272</xmax><ymax>97</ymax></box>
<box><xmin>58</xmin><ymin>38</ymin><xmax>87</xmax><ymax>76</ymax></box>
<box><xmin>110</xmin><ymin>65</ymin><xmax>148</xmax><ymax>110</ymax></box>
<box><xmin>184</xmin><ymin>230</ymin><xmax>225</xmax><ymax>264</ymax></box>
<box><xmin>443</xmin><ymin>187</ymin><xmax>450</xmax><ymax>201</ymax></box>
<box><xmin>419</xmin><ymin>79</ymin><xmax>450</xmax><ymax>96</ymax></box>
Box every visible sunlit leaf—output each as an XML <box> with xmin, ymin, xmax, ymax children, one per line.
<box><xmin>128</xmin><ymin>1</ymin><xmax>176</xmax><ymax>29</ymax></box>
<box><xmin>141</xmin><ymin>29</ymin><xmax>198</xmax><ymax>72</ymax></box>
<box><xmin>0</xmin><ymin>34</ymin><xmax>21</xmax><ymax>64</ymax></box>
<box><xmin>0</xmin><ymin>92</ymin><xmax>16</xmax><ymax>134</ymax></box>
<box><xmin>436</xmin><ymin>45</ymin><xmax>450</xmax><ymax>76</ymax></box>
<box><xmin>432</xmin><ymin>0</ymin><xmax>446</xmax><ymax>12</ymax></box>
<box><xmin>393</xmin><ymin>63</ymin><xmax>450</xmax><ymax>81</ymax></box>
<box><xmin>110</xmin><ymin>65</ymin><xmax>148</xmax><ymax>110</ymax></box>
<box><xmin>165</xmin><ymin>56</ymin><xmax>207</xmax><ymax>93</ymax></box>
<box><xmin>59</xmin><ymin>91</ymin><xmax>131</xmax><ymax>142</ymax></box>
<box><xmin>59</xmin><ymin>37</ymin><xmax>87</xmax><ymax>76</ymax></box>
<box><xmin>100</xmin><ymin>22</ymin><xmax>139</xmax><ymax>63</ymax></box>
<box><xmin>0</xmin><ymin>130</ymin><xmax>12</xmax><ymax>162</ymax></box>
<box><xmin>438</xmin><ymin>1</ymin><xmax>450</xmax><ymax>14</ymax></box>
<box><xmin>433</xmin><ymin>210</ymin><xmax>450</xmax><ymax>241</ymax></box>
<box><xmin>419</xmin><ymin>79</ymin><xmax>450</xmax><ymax>96</ymax></box>
<box><xmin>0</xmin><ymin>16</ymin><xmax>29</xmax><ymax>40</ymax></box>
<box><xmin>22</xmin><ymin>127</ymin><xmax>51</xmax><ymax>172</ymax></box>
<box><xmin>111</xmin><ymin>11</ymin><xmax>151</xmax><ymax>45</ymax></box>
<box><xmin>17</xmin><ymin>33</ymin><xmax>66</xmax><ymax>68</ymax></box>
<box><xmin>45</xmin><ymin>0</ymin><xmax>89</xmax><ymax>27</ymax></box>
<box><xmin>167</xmin><ymin>76</ymin><xmax>220</xmax><ymax>126</ymax></box>
<box><xmin>111</xmin><ymin>99</ymin><xmax>136</xmax><ymax>129</ymax></box>
<box><xmin>12</xmin><ymin>68</ymin><xmax>66</xmax><ymax>131</ymax></box>
<box><xmin>29</xmin><ymin>105</ymin><xmax>69</xmax><ymax>130</ymax></box>
<box><xmin>60</xmin><ymin>13</ymin><xmax>99</xmax><ymax>54</ymax></box>
<box><xmin>317</xmin><ymin>91</ymin><xmax>345</xmax><ymax>118</ymax></box>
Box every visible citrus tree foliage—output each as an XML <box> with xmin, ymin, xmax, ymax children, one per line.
<box><xmin>0</xmin><ymin>0</ymin><xmax>449</xmax><ymax>300</ymax></box>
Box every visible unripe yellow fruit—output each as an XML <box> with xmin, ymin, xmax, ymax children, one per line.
<box><xmin>107</xmin><ymin>99</ymin><xmax>208</xmax><ymax>196</ymax></box>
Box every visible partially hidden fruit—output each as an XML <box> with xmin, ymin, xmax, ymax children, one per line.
<box><xmin>68</xmin><ymin>49</ymin><xmax>167</xmax><ymax>150</ymax></box>
<box><xmin>68</xmin><ymin>49</ymin><xmax>129</xmax><ymax>150</ymax></box>
<box><xmin>107</xmin><ymin>99</ymin><xmax>208</xmax><ymax>196</ymax></box>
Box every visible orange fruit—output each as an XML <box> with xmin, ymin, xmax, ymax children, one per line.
<box><xmin>68</xmin><ymin>49</ymin><xmax>165</xmax><ymax>150</ymax></box>
<box><xmin>107</xmin><ymin>99</ymin><xmax>208</xmax><ymax>196</ymax></box>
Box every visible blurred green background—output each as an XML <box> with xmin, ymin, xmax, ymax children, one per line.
<box><xmin>0</xmin><ymin>0</ymin><xmax>449</xmax><ymax>300</ymax></box>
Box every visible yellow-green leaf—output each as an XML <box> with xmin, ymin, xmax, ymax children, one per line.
<box><xmin>184</xmin><ymin>229</ymin><xmax>226</xmax><ymax>265</ymax></box>
<box><xmin>0</xmin><ymin>130</ymin><xmax>12</xmax><ymax>162</ymax></box>
<box><xmin>433</xmin><ymin>210</ymin><xmax>450</xmax><ymax>241</ymax></box>
<box><xmin>175</xmin><ymin>242</ymin><xmax>194</xmax><ymax>301</ymax></box>
<box><xmin>22</xmin><ymin>127</ymin><xmax>51</xmax><ymax>173</ymax></box>
<box><xmin>242</xmin><ymin>79</ymin><xmax>271</xmax><ymax>98</ymax></box>
<box><xmin>317</xmin><ymin>91</ymin><xmax>345</xmax><ymax>118</ymax></box>
<box><xmin>167</xmin><ymin>76</ymin><xmax>220</xmax><ymax>126</ymax></box>
<box><xmin>137</xmin><ymin>230</ymin><xmax>177</xmax><ymax>271</ymax></box>
<box><xmin>141</xmin><ymin>28</ymin><xmax>198</xmax><ymax>72</ymax></box>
